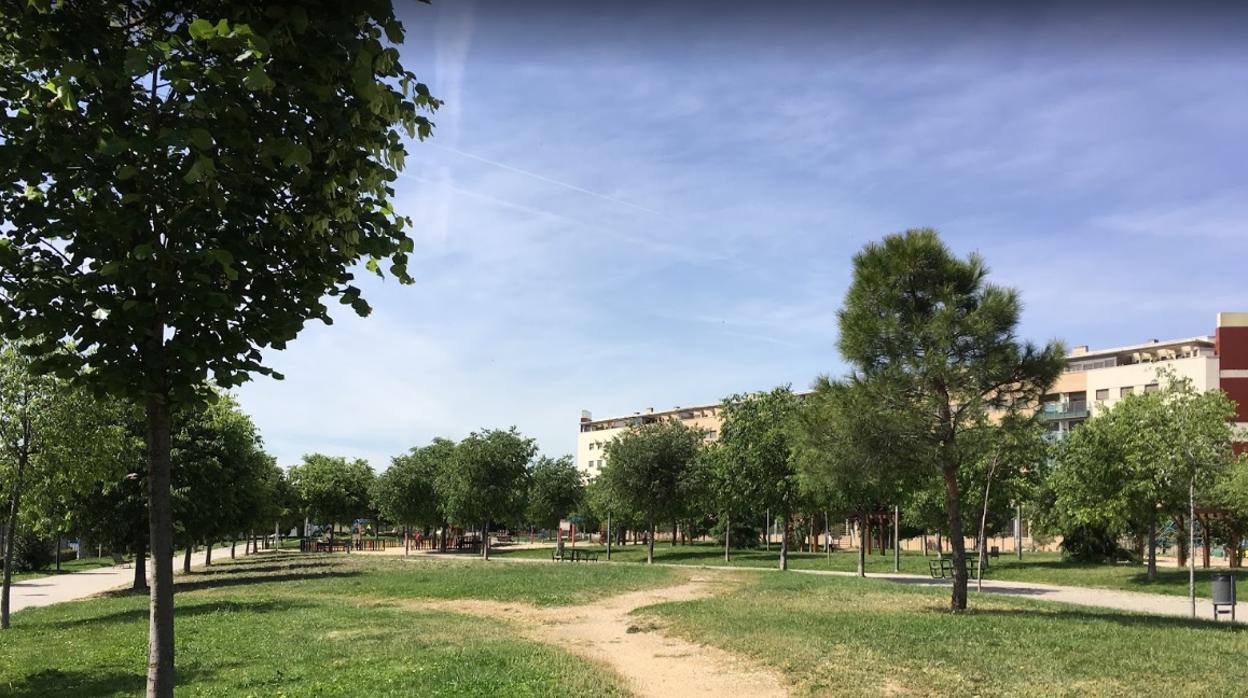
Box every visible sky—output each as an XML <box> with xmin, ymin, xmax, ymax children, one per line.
<box><xmin>235</xmin><ymin>1</ymin><xmax>1248</xmax><ymax>471</ymax></box>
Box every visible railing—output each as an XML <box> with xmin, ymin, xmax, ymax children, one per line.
<box><xmin>1040</xmin><ymin>403</ymin><xmax>1088</xmax><ymax>420</ymax></box>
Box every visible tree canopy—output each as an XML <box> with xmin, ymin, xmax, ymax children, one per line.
<box><xmin>837</xmin><ymin>229</ymin><xmax>1064</xmax><ymax>610</ymax></box>
<box><xmin>438</xmin><ymin>428</ymin><xmax>536</xmax><ymax>560</ymax></box>
<box><xmin>525</xmin><ymin>455</ymin><xmax>584</xmax><ymax>530</ymax></box>
<box><xmin>0</xmin><ymin>2</ymin><xmax>437</xmax><ymax>692</ymax></box>
<box><xmin>288</xmin><ymin>454</ymin><xmax>376</xmax><ymax>540</ymax></box>
<box><xmin>600</xmin><ymin>419</ymin><xmax>704</xmax><ymax>564</ymax></box>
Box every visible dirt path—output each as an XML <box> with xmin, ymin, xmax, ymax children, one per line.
<box><xmin>403</xmin><ymin>573</ymin><xmax>789</xmax><ymax>698</ymax></box>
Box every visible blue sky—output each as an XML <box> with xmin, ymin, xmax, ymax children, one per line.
<box><xmin>235</xmin><ymin>2</ymin><xmax>1248</xmax><ymax>470</ymax></box>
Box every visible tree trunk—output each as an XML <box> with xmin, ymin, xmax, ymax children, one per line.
<box><xmin>134</xmin><ymin>542</ymin><xmax>148</xmax><ymax>591</ymax></box>
<box><xmin>1146</xmin><ymin>517</ymin><xmax>1157</xmax><ymax>581</ymax></box>
<box><xmin>55</xmin><ymin>534</ymin><xmax>62</xmax><ymax>573</ymax></box>
<box><xmin>230</xmin><ymin>540</ymin><xmax>236</xmax><ymax>559</ymax></box>
<box><xmin>483</xmin><ymin>521</ymin><xmax>490</xmax><ymax>561</ymax></box>
<box><xmin>857</xmin><ymin>515</ymin><xmax>866</xmax><ymax>577</ymax></box>
<box><xmin>606</xmin><ymin>514</ymin><xmax>613</xmax><ymax>561</ymax></box>
<box><xmin>204</xmin><ymin>541</ymin><xmax>212</xmax><ymax>567</ymax></box>
<box><xmin>724</xmin><ymin>513</ymin><xmax>730</xmax><ymax>562</ymax></box>
<box><xmin>922</xmin><ymin>532</ymin><xmax>928</xmax><ymax>557</ymax></box>
<box><xmin>404</xmin><ymin>525</ymin><xmax>410</xmax><ymax>556</ymax></box>
<box><xmin>1</xmin><ymin>468</ymin><xmax>24</xmax><ymax>630</ymax></box>
<box><xmin>764</xmin><ymin>509</ymin><xmax>770</xmax><ymax>551</ymax></box>
<box><xmin>182</xmin><ymin>544</ymin><xmax>192</xmax><ymax>575</ymax></box>
<box><xmin>647</xmin><ymin>522</ymin><xmax>655</xmax><ymax>564</ymax></box>
<box><xmin>145</xmin><ymin>390</ymin><xmax>176</xmax><ymax>698</ymax></box>
<box><xmin>779</xmin><ymin>511</ymin><xmax>789</xmax><ymax>571</ymax></box>
<box><xmin>942</xmin><ymin>463</ymin><xmax>969</xmax><ymax>611</ymax></box>
<box><xmin>671</xmin><ymin>521</ymin><xmax>677</xmax><ymax>547</ymax></box>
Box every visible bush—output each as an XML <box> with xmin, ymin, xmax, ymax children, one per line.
<box><xmin>1060</xmin><ymin>524</ymin><xmax>1136</xmax><ymax>563</ymax></box>
<box><xmin>1</xmin><ymin>530</ymin><xmax>54</xmax><ymax>572</ymax></box>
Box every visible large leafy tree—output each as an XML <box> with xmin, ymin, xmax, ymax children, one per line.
<box><xmin>375</xmin><ymin>438</ymin><xmax>453</xmax><ymax>543</ymax></box>
<box><xmin>1</xmin><ymin>344</ymin><xmax>133</xmax><ymax>628</ymax></box>
<box><xmin>716</xmin><ymin>387</ymin><xmax>803</xmax><ymax>569</ymax></box>
<box><xmin>794</xmin><ymin>377</ymin><xmax>915</xmax><ymax>576</ymax></box>
<box><xmin>838</xmin><ymin>229</ymin><xmax>1064</xmax><ymax>610</ymax></box>
<box><xmin>438</xmin><ymin>429</ymin><xmax>535</xmax><ymax>560</ymax></box>
<box><xmin>525</xmin><ymin>455</ymin><xmax>584</xmax><ymax>531</ymax></box>
<box><xmin>600</xmin><ymin>420</ymin><xmax>704</xmax><ymax>564</ymax></box>
<box><xmin>0</xmin><ymin>3</ymin><xmax>437</xmax><ymax>691</ymax></box>
<box><xmin>288</xmin><ymin>454</ymin><xmax>375</xmax><ymax>543</ymax></box>
<box><xmin>169</xmin><ymin>393</ymin><xmax>273</xmax><ymax>570</ymax></box>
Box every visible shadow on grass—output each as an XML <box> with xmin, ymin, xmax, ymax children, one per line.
<box><xmin>969</xmin><ymin>606</ymin><xmax>1245</xmax><ymax>632</ymax></box>
<box><xmin>3</xmin><ymin>668</ymin><xmax>145</xmax><ymax>698</ymax></box>
<box><xmin>3</xmin><ymin>667</ymin><xmax>216</xmax><ymax>698</ymax></box>
<box><xmin>47</xmin><ymin>598</ymin><xmax>318</xmax><ymax>631</ymax></box>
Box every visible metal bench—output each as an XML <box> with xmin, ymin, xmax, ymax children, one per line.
<box><xmin>927</xmin><ymin>556</ymin><xmax>985</xmax><ymax>579</ymax></box>
<box><xmin>552</xmin><ymin>547</ymin><xmax>598</xmax><ymax>562</ymax></box>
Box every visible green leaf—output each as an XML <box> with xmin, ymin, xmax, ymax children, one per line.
<box><xmin>184</xmin><ymin>156</ymin><xmax>215</xmax><ymax>183</ymax></box>
<box><xmin>117</xmin><ymin>164</ymin><xmax>138</xmax><ymax>180</ymax></box>
<box><xmin>133</xmin><ymin>244</ymin><xmax>154</xmax><ymax>260</ymax></box>
<box><xmin>365</xmin><ymin>258</ymin><xmax>381</xmax><ymax>277</ymax></box>
<box><xmin>242</xmin><ymin>64</ymin><xmax>275</xmax><ymax>92</ymax></box>
<box><xmin>188</xmin><ymin>18</ymin><xmax>216</xmax><ymax>40</ymax></box>
<box><xmin>188</xmin><ymin>128</ymin><xmax>213</xmax><ymax>150</ymax></box>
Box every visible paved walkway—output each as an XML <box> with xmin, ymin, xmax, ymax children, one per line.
<box><xmin>11</xmin><ymin>546</ymin><xmax>1247</xmax><ymax>626</ymax></box>
<box><xmin>800</xmin><ymin>568</ymin><xmax>1247</xmax><ymax>623</ymax></box>
<box><xmin>9</xmin><ymin>542</ymin><xmax>243</xmax><ymax>615</ymax></box>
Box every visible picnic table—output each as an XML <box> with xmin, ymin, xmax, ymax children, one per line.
<box><xmin>299</xmin><ymin>539</ymin><xmax>351</xmax><ymax>553</ymax></box>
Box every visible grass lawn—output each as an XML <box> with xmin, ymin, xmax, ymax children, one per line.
<box><xmin>497</xmin><ymin>541</ymin><xmax>1248</xmax><ymax>598</ymax></box>
<box><xmin>0</xmin><ymin>552</ymin><xmax>679</xmax><ymax>697</ymax></box>
<box><xmin>10</xmin><ymin>556</ymin><xmax>120</xmax><ymax>583</ymax></box>
<box><xmin>635</xmin><ymin>571</ymin><xmax>1248</xmax><ymax>697</ymax></box>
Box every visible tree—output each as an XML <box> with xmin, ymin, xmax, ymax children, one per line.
<box><xmin>717</xmin><ymin>387</ymin><xmax>802</xmax><ymax>569</ymax></box>
<box><xmin>437</xmin><ymin>429</ymin><xmax>535</xmax><ymax>560</ymax></box>
<box><xmin>1048</xmin><ymin>368</ymin><xmax>1240</xmax><ymax>590</ymax></box>
<box><xmin>288</xmin><ymin>455</ymin><xmax>375</xmax><ymax>543</ymax></box>
<box><xmin>0</xmin><ymin>4</ymin><xmax>437</xmax><ymax>691</ymax></box>
<box><xmin>375</xmin><ymin>439</ymin><xmax>451</xmax><ymax>547</ymax></box>
<box><xmin>169</xmin><ymin>393</ymin><xmax>273</xmax><ymax>570</ymax></box>
<box><xmin>837</xmin><ymin>229</ymin><xmax>1064</xmax><ymax>610</ymax></box>
<box><xmin>600</xmin><ymin>420</ymin><xmax>703</xmax><ymax>564</ymax></box>
<box><xmin>1</xmin><ymin>344</ymin><xmax>131</xmax><ymax>628</ymax></box>
<box><xmin>794</xmin><ymin>377</ymin><xmax>914</xmax><ymax>576</ymax></box>
<box><xmin>525</xmin><ymin>455</ymin><xmax>584</xmax><ymax>530</ymax></box>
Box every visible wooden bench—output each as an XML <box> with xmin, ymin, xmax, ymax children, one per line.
<box><xmin>111</xmin><ymin>553</ymin><xmax>132</xmax><ymax>569</ymax></box>
<box><xmin>314</xmin><ymin>540</ymin><xmax>351</xmax><ymax>553</ymax></box>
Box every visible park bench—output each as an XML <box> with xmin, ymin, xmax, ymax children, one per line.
<box><xmin>552</xmin><ymin>548</ymin><xmax>598</xmax><ymax>562</ymax></box>
<box><xmin>314</xmin><ymin>540</ymin><xmax>351</xmax><ymax>553</ymax></box>
<box><xmin>927</xmin><ymin>556</ymin><xmax>986</xmax><ymax>580</ymax></box>
<box><xmin>111</xmin><ymin>553</ymin><xmax>132</xmax><ymax>569</ymax></box>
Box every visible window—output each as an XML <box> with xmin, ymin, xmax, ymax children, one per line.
<box><xmin>1120</xmin><ymin>386</ymin><xmax>1134</xmax><ymax>398</ymax></box>
<box><xmin>1095</xmin><ymin>388</ymin><xmax>1109</xmax><ymax>401</ymax></box>
<box><xmin>1144</xmin><ymin>383</ymin><xmax>1159</xmax><ymax>394</ymax></box>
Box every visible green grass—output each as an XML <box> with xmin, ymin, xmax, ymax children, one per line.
<box><xmin>0</xmin><ymin>552</ymin><xmax>678</xmax><ymax>696</ymax></box>
<box><xmin>636</xmin><ymin>571</ymin><xmax>1248</xmax><ymax>697</ymax></box>
<box><xmin>9</xmin><ymin>556</ymin><xmax>119</xmax><ymax>583</ymax></box>
<box><xmin>497</xmin><ymin>542</ymin><xmax>1248</xmax><ymax>598</ymax></box>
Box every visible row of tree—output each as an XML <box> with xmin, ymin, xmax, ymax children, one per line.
<box><xmin>0</xmin><ymin>342</ymin><xmax>284</xmax><ymax>628</ymax></box>
<box><xmin>586</xmin><ymin>230</ymin><xmax>1245</xmax><ymax>612</ymax></box>
<box><xmin>294</xmin><ymin>430</ymin><xmax>584</xmax><ymax>561</ymax></box>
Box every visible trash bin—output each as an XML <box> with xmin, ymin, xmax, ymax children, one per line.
<box><xmin>1212</xmin><ymin>574</ymin><xmax>1236</xmax><ymax>622</ymax></box>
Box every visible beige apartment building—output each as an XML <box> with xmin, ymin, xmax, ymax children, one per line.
<box><xmin>576</xmin><ymin>312</ymin><xmax>1248</xmax><ymax>477</ymax></box>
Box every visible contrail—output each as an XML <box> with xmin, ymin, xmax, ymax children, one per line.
<box><xmin>431</xmin><ymin>143</ymin><xmax>662</xmax><ymax>216</ymax></box>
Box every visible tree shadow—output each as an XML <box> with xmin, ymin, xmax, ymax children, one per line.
<box><xmin>2</xmin><ymin>669</ymin><xmax>144</xmax><ymax>698</ymax></box>
<box><xmin>171</xmin><ymin>569</ymin><xmax>362</xmax><ymax>594</ymax></box>
<box><xmin>2</xmin><ymin>666</ymin><xmax>213</xmax><ymax>698</ymax></box>
<box><xmin>47</xmin><ymin>598</ymin><xmax>317</xmax><ymax>631</ymax></box>
<box><xmin>968</xmin><ymin>606</ymin><xmax>1245</xmax><ymax>632</ymax></box>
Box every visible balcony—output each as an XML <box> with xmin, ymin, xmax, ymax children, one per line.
<box><xmin>1040</xmin><ymin>402</ymin><xmax>1088</xmax><ymax>421</ymax></box>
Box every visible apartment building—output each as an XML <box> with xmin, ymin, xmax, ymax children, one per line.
<box><xmin>576</xmin><ymin>312</ymin><xmax>1248</xmax><ymax>476</ymax></box>
<box><xmin>576</xmin><ymin>403</ymin><xmax>724</xmax><ymax>478</ymax></box>
<box><xmin>1043</xmin><ymin>312</ymin><xmax>1248</xmax><ymax>443</ymax></box>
